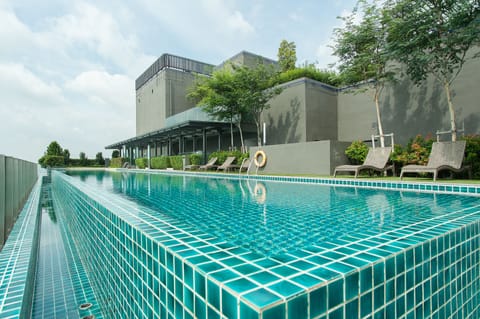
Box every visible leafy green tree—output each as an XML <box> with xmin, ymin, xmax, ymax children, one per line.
<box><xmin>332</xmin><ymin>0</ymin><xmax>396</xmax><ymax>147</ymax></box>
<box><xmin>62</xmin><ymin>149</ymin><xmax>70</xmax><ymax>165</ymax></box>
<box><xmin>234</xmin><ymin>64</ymin><xmax>283</xmax><ymax>146</ymax></box>
<box><xmin>387</xmin><ymin>0</ymin><xmax>480</xmax><ymax>141</ymax></box>
<box><xmin>96</xmin><ymin>152</ymin><xmax>105</xmax><ymax>166</ymax></box>
<box><xmin>112</xmin><ymin>150</ymin><xmax>120</xmax><ymax>158</ymax></box>
<box><xmin>189</xmin><ymin>68</ymin><xmax>244</xmax><ymax>150</ymax></box>
<box><xmin>46</xmin><ymin>141</ymin><xmax>63</xmax><ymax>156</ymax></box>
<box><xmin>278</xmin><ymin>40</ymin><xmax>297</xmax><ymax>72</ymax></box>
<box><xmin>79</xmin><ymin>152</ymin><xmax>87</xmax><ymax>166</ymax></box>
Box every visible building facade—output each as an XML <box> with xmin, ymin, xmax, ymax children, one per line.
<box><xmin>106</xmin><ymin>49</ymin><xmax>480</xmax><ymax>174</ymax></box>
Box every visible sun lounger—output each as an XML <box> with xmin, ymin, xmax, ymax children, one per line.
<box><xmin>239</xmin><ymin>158</ymin><xmax>251</xmax><ymax>172</ymax></box>
<box><xmin>334</xmin><ymin>147</ymin><xmax>394</xmax><ymax>178</ymax></box>
<box><xmin>400</xmin><ymin>141</ymin><xmax>470</xmax><ymax>181</ymax></box>
<box><xmin>199</xmin><ymin>157</ymin><xmax>218</xmax><ymax>170</ymax></box>
<box><xmin>217</xmin><ymin>156</ymin><xmax>239</xmax><ymax>172</ymax></box>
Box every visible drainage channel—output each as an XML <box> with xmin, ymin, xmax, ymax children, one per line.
<box><xmin>31</xmin><ymin>174</ymin><xmax>101</xmax><ymax>319</ymax></box>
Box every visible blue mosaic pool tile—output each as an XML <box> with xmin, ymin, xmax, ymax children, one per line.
<box><xmin>0</xmin><ymin>179</ymin><xmax>41</xmax><ymax>319</ymax></box>
<box><xmin>242</xmin><ymin>288</ymin><xmax>281</xmax><ymax>308</ymax></box>
<box><xmin>250</xmin><ymin>271</ymin><xmax>281</xmax><ymax>285</ymax></box>
<box><xmin>42</xmin><ymin>170</ymin><xmax>480</xmax><ymax>319</ymax></box>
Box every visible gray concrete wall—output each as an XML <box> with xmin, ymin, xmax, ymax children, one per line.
<box><xmin>136</xmin><ymin>73</ymin><xmax>167</xmax><ymax>136</ymax></box>
<box><xmin>136</xmin><ymin>68</ymin><xmax>198</xmax><ymax>136</ymax></box>
<box><xmin>250</xmin><ymin>140</ymin><xmax>350</xmax><ymax>176</ymax></box>
<box><xmin>338</xmin><ymin>50</ymin><xmax>480</xmax><ymax>145</ymax></box>
<box><xmin>0</xmin><ymin>155</ymin><xmax>38</xmax><ymax>247</ymax></box>
<box><xmin>305</xmin><ymin>80</ymin><xmax>338</xmax><ymax>141</ymax></box>
<box><xmin>263</xmin><ymin>80</ymin><xmax>307</xmax><ymax>145</ymax></box>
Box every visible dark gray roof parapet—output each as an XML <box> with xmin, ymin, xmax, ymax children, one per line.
<box><xmin>136</xmin><ymin>54</ymin><xmax>215</xmax><ymax>90</ymax></box>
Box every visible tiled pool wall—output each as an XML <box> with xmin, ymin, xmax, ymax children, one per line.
<box><xmin>52</xmin><ymin>170</ymin><xmax>480</xmax><ymax>319</ymax></box>
<box><xmin>0</xmin><ymin>177</ymin><xmax>42</xmax><ymax>319</ymax></box>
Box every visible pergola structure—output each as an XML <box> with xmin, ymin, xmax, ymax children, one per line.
<box><xmin>105</xmin><ymin>120</ymin><xmax>246</xmax><ymax>166</ymax></box>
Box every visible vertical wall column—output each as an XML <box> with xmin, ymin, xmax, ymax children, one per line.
<box><xmin>168</xmin><ymin>137</ymin><xmax>172</xmax><ymax>156</ymax></box>
<box><xmin>202</xmin><ymin>129</ymin><xmax>207</xmax><ymax>164</ymax></box>
<box><xmin>147</xmin><ymin>144</ymin><xmax>151</xmax><ymax>169</ymax></box>
<box><xmin>217</xmin><ymin>130</ymin><xmax>222</xmax><ymax>150</ymax></box>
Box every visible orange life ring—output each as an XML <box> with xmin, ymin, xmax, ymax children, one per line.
<box><xmin>254</xmin><ymin>150</ymin><xmax>267</xmax><ymax>167</ymax></box>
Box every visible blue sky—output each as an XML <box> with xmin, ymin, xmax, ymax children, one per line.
<box><xmin>1</xmin><ymin>0</ymin><xmax>357</xmax><ymax>162</ymax></box>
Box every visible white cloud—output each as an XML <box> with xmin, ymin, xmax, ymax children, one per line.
<box><xmin>0</xmin><ymin>63</ymin><xmax>65</xmax><ymax>108</ymax></box>
<box><xmin>65</xmin><ymin>70</ymin><xmax>134</xmax><ymax>111</ymax></box>
<box><xmin>139</xmin><ymin>0</ymin><xmax>255</xmax><ymax>57</ymax></box>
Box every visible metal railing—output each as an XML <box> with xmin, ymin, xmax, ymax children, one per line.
<box><xmin>0</xmin><ymin>155</ymin><xmax>38</xmax><ymax>248</ymax></box>
<box><xmin>135</xmin><ymin>54</ymin><xmax>215</xmax><ymax>90</ymax></box>
<box><xmin>371</xmin><ymin>133</ymin><xmax>395</xmax><ymax>151</ymax></box>
<box><xmin>436</xmin><ymin>122</ymin><xmax>465</xmax><ymax>142</ymax></box>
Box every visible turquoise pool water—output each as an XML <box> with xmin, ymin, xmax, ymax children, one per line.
<box><xmin>66</xmin><ymin>170</ymin><xmax>480</xmax><ymax>257</ymax></box>
<box><xmin>44</xmin><ymin>170</ymin><xmax>480</xmax><ymax>318</ymax></box>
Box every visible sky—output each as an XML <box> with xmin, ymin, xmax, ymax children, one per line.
<box><xmin>1</xmin><ymin>0</ymin><xmax>358</xmax><ymax>163</ymax></box>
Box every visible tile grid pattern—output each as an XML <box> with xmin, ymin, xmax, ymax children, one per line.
<box><xmin>0</xmin><ymin>178</ymin><xmax>42</xmax><ymax>319</ymax></box>
<box><xmin>32</xmin><ymin>177</ymin><xmax>102</xmax><ymax>319</ymax></box>
<box><xmin>52</xmin><ymin>171</ymin><xmax>480</xmax><ymax>318</ymax></box>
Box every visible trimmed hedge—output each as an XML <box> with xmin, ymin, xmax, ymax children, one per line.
<box><xmin>110</xmin><ymin>157</ymin><xmax>128</xmax><ymax>168</ymax></box>
<box><xmin>151</xmin><ymin>156</ymin><xmax>170</xmax><ymax>169</ymax></box>
<box><xmin>135</xmin><ymin>158</ymin><xmax>148</xmax><ymax>169</ymax></box>
<box><xmin>169</xmin><ymin>156</ymin><xmax>183</xmax><ymax>170</ymax></box>
<box><xmin>189</xmin><ymin>154</ymin><xmax>202</xmax><ymax>165</ymax></box>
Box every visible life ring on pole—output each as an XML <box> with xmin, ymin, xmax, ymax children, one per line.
<box><xmin>254</xmin><ymin>150</ymin><xmax>267</xmax><ymax>167</ymax></box>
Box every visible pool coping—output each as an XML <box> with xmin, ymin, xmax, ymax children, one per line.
<box><xmin>57</xmin><ymin>169</ymin><xmax>480</xmax><ymax>317</ymax></box>
<box><xmin>113</xmin><ymin>168</ymin><xmax>480</xmax><ymax>197</ymax></box>
<box><xmin>0</xmin><ymin>177</ymin><xmax>42</xmax><ymax>319</ymax></box>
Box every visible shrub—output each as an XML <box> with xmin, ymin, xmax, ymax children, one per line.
<box><xmin>273</xmin><ymin>66</ymin><xmax>341</xmax><ymax>87</ymax></box>
<box><xmin>135</xmin><ymin>158</ymin><xmax>148</xmax><ymax>169</ymax></box>
<box><xmin>42</xmin><ymin>155</ymin><xmax>65</xmax><ymax>167</ymax></box>
<box><xmin>345</xmin><ymin>141</ymin><xmax>369</xmax><ymax>165</ymax></box>
<box><xmin>151</xmin><ymin>156</ymin><xmax>170</xmax><ymax>169</ymax></box>
<box><xmin>110</xmin><ymin>157</ymin><xmax>128</xmax><ymax>168</ymax></box>
<box><xmin>208</xmin><ymin>150</ymin><xmax>245</xmax><ymax>164</ymax></box>
<box><xmin>462</xmin><ymin>135</ymin><xmax>480</xmax><ymax>179</ymax></box>
<box><xmin>390</xmin><ymin>134</ymin><xmax>433</xmax><ymax>169</ymax></box>
<box><xmin>189</xmin><ymin>153</ymin><xmax>202</xmax><ymax>165</ymax></box>
<box><xmin>169</xmin><ymin>156</ymin><xmax>183</xmax><ymax>170</ymax></box>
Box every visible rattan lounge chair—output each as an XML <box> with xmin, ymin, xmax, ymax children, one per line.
<box><xmin>400</xmin><ymin>141</ymin><xmax>470</xmax><ymax>181</ymax></box>
<box><xmin>199</xmin><ymin>157</ymin><xmax>218</xmax><ymax>170</ymax></box>
<box><xmin>334</xmin><ymin>147</ymin><xmax>394</xmax><ymax>178</ymax></box>
<box><xmin>216</xmin><ymin>157</ymin><xmax>239</xmax><ymax>172</ymax></box>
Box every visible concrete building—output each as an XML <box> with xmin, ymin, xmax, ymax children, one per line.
<box><xmin>106</xmin><ymin>49</ymin><xmax>480</xmax><ymax>175</ymax></box>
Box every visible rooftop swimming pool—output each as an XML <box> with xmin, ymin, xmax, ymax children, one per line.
<box><xmin>1</xmin><ymin>169</ymin><xmax>479</xmax><ymax>319</ymax></box>
<box><xmin>66</xmin><ymin>170</ymin><xmax>480</xmax><ymax>257</ymax></box>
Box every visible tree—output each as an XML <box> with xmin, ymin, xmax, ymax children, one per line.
<box><xmin>387</xmin><ymin>0</ymin><xmax>480</xmax><ymax>141</ymax></box>
<box><xmin>189</xmin><ymin>68</ymin><xmax>246</xmax><ymax>151</ymax></box>
<box><xmin>63</xmin><ymin>149</ymin><xmax>70</xmax><ymax>165</ymax></box>
<box><xmin>96</xmin><ymin>152</ymin><xmax>105</xmax><ymax>166</ymax></box>
<box><xmin>234</xmin><ymin>64</ymin><xmax>283</xmax><ymax>146</ymax></box>
<box><xmin>332</xmin><ymin>0</ymin><xmax>396</xmax><ymax>147</ymax></box>
<box><xmin>112</xmin><ymin>150</ymin><xmax>120</xmax><ymax>158</ymax></box>
<box><xmin>79</xmin><ymin>152</ymin><xmax>87</xmax><ymax>166</ymax></box>
<box><xmin>46</xmin><ymin>141</ymin><xmax>63</xmax><ymax>156</ymax></box>
<box><xmin>278</xmin><ymin>40</ymin><xmax>297</xmax><ymax>72</ymax></box>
